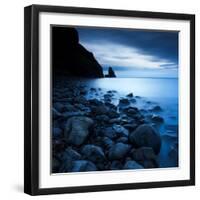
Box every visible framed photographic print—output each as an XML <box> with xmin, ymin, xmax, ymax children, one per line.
<box><xmin>24</xmin><ymin>4</ymin><xmax>195</xmax><ymax>195</ymax></box>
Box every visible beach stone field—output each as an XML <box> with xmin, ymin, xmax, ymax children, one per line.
<box><xmin>52</xmin><ymin>78</ymin><xmax>178</xmax><ymax>173</ymax></box>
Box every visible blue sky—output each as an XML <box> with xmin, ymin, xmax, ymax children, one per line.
<box><xmin>77</xmin><ymin>27</ymin><xmax>178</xmax><ymax>78</ymax></box>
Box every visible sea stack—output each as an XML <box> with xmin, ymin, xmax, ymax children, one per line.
<box><xmin>52</xmin><ymin>27</ymin><xmax>104</xmax><ymax>78</ymax></box>
<box><xmin>105</xmin><ymin>67</ymin><xmax>116</xmax><ymax>78</ymax></box>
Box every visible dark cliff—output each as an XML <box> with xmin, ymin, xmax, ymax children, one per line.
<box><xmin>52</xmin><ymin>27</ymin><xmax>104</xmax><ymax>78</ymax></box>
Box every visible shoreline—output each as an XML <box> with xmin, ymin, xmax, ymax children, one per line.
<box><xmin>52</xmin><ymin>78</ymin><xmax>178</xmax><ymax>173</ymax></box>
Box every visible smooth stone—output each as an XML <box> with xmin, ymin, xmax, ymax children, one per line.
<box><xmin>108</xmin><ymin>110</ymin><xmax>120</xmax><ymax>118</ymax></box>
<box><xmin>52</xmin><ymin>127</ymin><xmax>62</xmax><ymax>138</ymax></box>
<box><xmin>113</xmin><ymin>124</ymin><xmax>129</xmax><ymax>137</ymax></box>
<box><xmin>108</xmin><ymin>142</ymin><xmax>131</xmax><ymax>160</ymax></box>
<box><xmin>62</xmin><ymin>104</ymin><xmax>77</xmax><ymax>112</ymax></box>
<box><xmin>110</xmin><ymin>161</ymin><xmax>123</xmax><ymax>170</ymax></box>
<box><xmin>131</xmin><ymin>147</ymin><xmax>158</xmax><ymax>168</ymax></box>
<box><xmin>116</xmin><ymin>137</ymin><xmax>129</xmax><ymax>143</ymax></box>
<box><xmin>123</xmin><ymin>124</ymin><xmax>137</xmax><ymax>132</ymax></box>
<box><xmin>81</xmin><ymin>144</ymin><xmax>105</xmax><ymax>163</ymax></box>
<box><xmin>59</xmin><ymin>148</ymin><xmax>82</xmax><ymax>172</ymax></box>
<box><xmin>103</xmin><ymin>127</ymin><xmax>117</xmax><ymax>139</ymax></box>
<box><xmin>151</xmin><ymin>115</ymin><xmax>164</xmax><ymax>123</ymax></box>
<box><xmin>119</xmin><ymin>98</ymin><xmax>130</xmax><ymax>105</ymax></box>
<box><xmin>129</xmin><ymin>124</ymin><xmax>161</xmax><ymax>154</ymax></box>
<box><xmin>95</xmin><ymin>115</ymin><xmax>110</xmax><ymax>122</ymax></box>
<box><xmin>91</xmin><ymin>105</ymin><xmax>109</xmax><ymax>115</ymax></box>
<box><xmin>100</xmin><ymin>137</ymin><xmax>114</xmax><ymax>149</ymax></box>
<box><xmin>62</xmin><ymin>111</ymin><xmax>84</xmax><ymax>119</ymax></box>
<box><xmin>89</xmin><ymin>99</ymin><xmax>103</xmax><ymax>106</ymax></box>
<box><xmin>123</xmin><ymin>160</ymin><xmax>144</xmax><ymax>170</ymax></box>
<box><xmin>126</xmin><ymin>93</ymin><xmax>134</xmax><ymax>97</ymax></box>
<box><xmin>130</xmin><ymin>98</ymin><xmax>136</xmax><ymax>103</ymax></box>
<box><xmin>108</xmin><ymin>118</ymin><xmax>121</xmax><ymax>124</ymax></box>
<box><xmin>69</xmin><ymin>160</ymin><xmax>97</xmax><ymax>172</ymax></box>
<box><xmin>150</xmin><ymin>105</ymin><xmax>162</xmax><ymax>112</ymax></box>
<box><xmin>64</xmin><ymin>116</ymin><xmax>94</xmax><ymax>146</ymax></box>
<box><xmin>52</xmin><ymin>108</ymin><xmax>61</xmax><ymax>119</ymax></box>
<box><xmin>53</xmin><ymin>102</ymin><xmax>65</xmax><ymax>112</ymax></box>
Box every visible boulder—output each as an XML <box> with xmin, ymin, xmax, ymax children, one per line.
<box><xmin>151</xmin><ymin>115</ymin><xmax>164</xmax><ymax>123</ymax></box>
<box><xmin>131</xmin><ymin>147</ymin><xmax>158</xmax><ymax>168</ymax></box>
<box><xmin>129</xmin><ymin>124</ymin><xmax>161</xmax><ymax>154</ymax></box>
<box><xmin>52</xmin><ymin>127</ymin><xmax>62</xmax><ymax>138</ymax></box>
<box><xmin>100</xmin><ymin>137</ymin><xmax>114</xmax><ymax>149</ymax></box>
<box><xmin>69</xmin><ymin>160</ymin><xmax>97</xmax><ymax>172</ymax></box>
<box><xmin>108</xmin><ymin>142</ymin><xmax>131</xmax><ymax>160</ymax></box>
<box><xmin>119</xmin><ymin>98</ymin><xmax>130</xmax><ymax>105</ymax></box>
<box><xmin>81</xmin><ymin>144</ymin><xmax>105</xmax><ymax>163</ymax></box>
<box><xmin>59</xmin><ymin>147</ymin><xmax>82</xmax><ymax>172</ymax></box>
<box><xmin>126</xmin><ymin>93</ymin><xmax>134</xmax><ymax>97</ymax></box>
<box><xmin>52</xmin><ymin>108</ymin><xmax>61</xmax><ymax>119</ymax></box>
<box><xmin>110</xmin><ymin>161</ymin><xmax>123</xmax><ymax>170</ymax></box>
<box><xmin>150</xmin><ymin>105</ymin><xmax>162</xmax><ymax>112</ymax></box>
<box><xmin>116</xmin><ymin>137</ymin><xmax>129</xmax><ymax>143</ymax></box>
<box><xmin>123</xmin><ymin>160</ymin><xmax>144</xmax><ymax>170</ymax></box>
<box><xmin>103</xmin><ymin>127</ymin><xmax>117</xmax><ymax>139</ymax></box>
<box><xmin>91</xmin><ymin>105</ymin><xmax>109</xmax><ymax>115</ymax></box>
<box><xmin>113</xmin><ymin>124</ymin><xmax>129</xmax><ymax>137</ymax></box>
<box><xmin>53</xmin><ymin>102</ymin><xmax>65</xmax><ymax>112</ymax></box>
<box><xmin>64</xmin><ymin>116</ymin><xmax>94</xmax><ymax>146</ymax></box>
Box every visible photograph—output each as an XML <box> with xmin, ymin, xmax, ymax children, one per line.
<box><xmin>51</xmin><ymin>26</ymin><xmax>179</xmax><ymax>174</ymax></box>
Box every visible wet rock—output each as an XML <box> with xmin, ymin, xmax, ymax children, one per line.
<box><xmin>130</xmin><ymin>98</ymin><xmax>136</xmax><ymax>103</ymax></box>
<box><xmin>52</xmin><ymin>108</ymin><xmax>61</xmax><ymax>119</ymax></box>
<box><xmin>151</xmin><ymin>115</ymin><xmax>164</xmax><ymax>123</ymax></box>
<box><xmin>123</xmin><ymin>124</ymin><xmax>137</xmax><ymax>132</ymax></box>
<box><xmin>52</xmin><ymin>127</ymin><xmax>62</xmax><ymax>138</ymax></box>
<box><xmin>116</xmin><ymin>137</ymin><xmax>128</xmax><ymax>143</ymax></box>
<box><xmin>95</xmin><ymin>115</ymin><xmax>110</xmax><ymax>122</ymax></box>
<box><xmin>52</xmin><ymin>157</ymin><xmax>60</xmax><ymax>172</ymax></box>
<box><xmin>110</xmin><ymin>161</ymin><xmax>123</xmax><ymax>170</ymax></box>
<box><xmin>59</xmin><ymin>147</ymin><xmax>82</xmax><ymax>172</ymax></box>
<box><xmin>62</xmin><ymin>104</ymin><xmax>77</xmax><ymax>112</ymax></box>
<box><xmin>100</xmin><ymin>137</ymin><xmax>114</xmax><ymax>149</ymax></box>
<box><xmin>108</xmin><ymin>118</ymin><xmax>121</xmax><ymax>124</ymax></box>
<box><xmin>69</xmin><ymin>160</ymin><xmax>97</xmax><ymax>172</ymax></box>
<box><xmin>103</xmin><ymin>127</ymin><xmax>117</xmax><ymax>139</ymax></box>
<box><xmin>91</xmin><ymin>105</ymin><xmax>109</xmax><ymax>115</ymax></box>
<box><xmin>129</xmin><ymin>124</ymin><xmax>161</xmax><ymax>154</ymax></box>
<box><xmin>108</xmin><ymin>110</ymin><xmax>120</xmax><ymax>118</ymax></box>
<box><xmin>108</xmin><ymin>142</ymin><xmax>131</xmax><ymax>160</ymax></box>
<box><xmin>131</xmin><ymin>147</ymin><xmax>158</xmax><ymax>168</ymax></box>
<box><xmin>126</xmin><ymin>93</ymin><xmax>134</xmax><ymax>97</ymax></box>
<box><xmin>81</xmin><ymin>144</ymin><xmax>105</xmax><ymax>163</ymax></box>
<box><xmin>119</xmin><ymin>98</ymin><xmax>130</xmax><ymax>105</ymax></box>
<box><xmin>53</xmin><ymin>102</ymin><xmax>65</xmax><ymax>112</ymax></box>
<box><xmin>64</xmin><ymin>116</ymin><xmax>94</xmax><ymax>146</ymax></box>
<box><xmin>89</xmin><ymin>99</ymin><xmax>103</xmax><ymax>106</ymax></box>
<box><xmin>62</xmin><ymin>111</ymin><xmax>84</xmax><ymax>119</ymax></box>
<box><xmin>123</xmin><ymin>160</ymin><xmax>144</xmax><ymax>170</ymax></box>
<box><xmin>113</xmin><ymin>124</ymin><xmax>129</xmax><ymax>137</ymax></box>
<box><xmin>150</xmin><ymin>105</ymin><xmax>162</xmax><ymax>112</ymax></box>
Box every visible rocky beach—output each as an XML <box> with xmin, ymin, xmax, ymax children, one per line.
<box><xmin>52</xmin><ymin>77</ymin><xmax>178</xmax><ymax>173</ymax></box>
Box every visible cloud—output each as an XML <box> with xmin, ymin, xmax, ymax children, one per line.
<box><xmin>80</xmin><ymin>40</ymin><xmax>177</xmax><ymax>70</ymax></box>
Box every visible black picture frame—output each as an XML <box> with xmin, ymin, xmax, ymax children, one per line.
<box><xmin>24</xmin><ymin>4</ymin><xmax>195</xmax><ymax>196</ymax></box>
